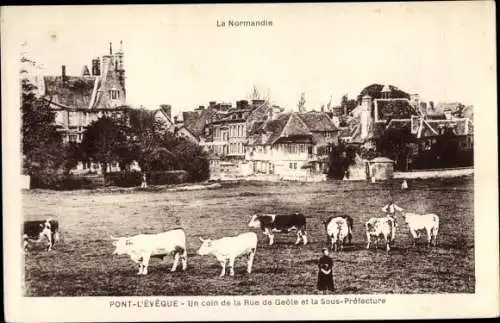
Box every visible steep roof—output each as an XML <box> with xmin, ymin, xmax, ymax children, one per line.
<box><xmin>44</xmin><ymin>76</ymin><xmax>96</xmax><ymax>109</ymax></box>
<box><xmin>297</xmin><ymin>112</ymin><xmax>338</xmax><ymax>132</ymax></box>
<box><xmin>184</xmin><ymin>109</ymin><xmax>218</xmax><ymax>137</ymax></box>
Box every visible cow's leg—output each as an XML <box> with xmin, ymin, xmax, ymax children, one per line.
<box><xmin>425</xmin><ymin>227</ymin><xmax>432</xmax><ymax>247</ymax></box>
<box><xmin>431</xmin><ymin>227</ymin><xmax>439</xmax><ymax>247</ymax></box>
<box><xmin>181</xmin><ymin>248</ymin><xmax>188</xmax><ymax>271</ymax></box>
<box><xmin>295</xmin><ymin>231</ymin><xmax>301</xmax><ymax>245</ymax></box>
<box><xmin>247</xmin><ymin>249</ymin><xmax>255</xmax><ymax>274</ymax></box>
<box><xmin>141</xmin><ymin>254</ymin><xmax>151</xmax><ymax>275</ymax></box>
<box><xmin>228</xmin><ymin>257</ymin><xmax>235</xmax><ymax>277</ymax></box>
<box><xmin>385</xmin><ymin>238</ymin><xmax>391</xmax><ymax>252</ymax></box>
<box><xmin>219</xmin><ymin>260</ymin><xmax>227</xmax><ymax>277</ymax></box>
<box><xmin>137</xmin><ymin>264</ymin><xmax>143</xmax><ymax>275</ymax></box>
<box><xmin>302</xmin><ymin>231</ymin><xmax>308</xmax><ymax>245</ymax></box>
<box><xmin>268</xmin><ymin>233</ymin><xmax>275</xmax><ymax>246</ymax></box>
<box><xmin>365</xmin><ymin>232</ymin><xmax>371</xmax><ymax>249</ymax></box>
<box><xmin>409</xmin><ymin>228</ymin><xmax>418</xmax><ymax>247</ymax></box>
<box><xmin>171</xmin><ymin>252</ymin><xmax>180</xmax><ymax>272</ymax></box>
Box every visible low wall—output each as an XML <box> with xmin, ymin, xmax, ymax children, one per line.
<box><xmin>394</xmin><ymin>167</ymin><xmax>474</xmax><ymax>179</ymax></box>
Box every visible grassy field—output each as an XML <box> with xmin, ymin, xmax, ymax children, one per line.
<box><xmin>22</xmin><ymin>177</ymin><xmax>474</xmax><ymax>296</ymax></box>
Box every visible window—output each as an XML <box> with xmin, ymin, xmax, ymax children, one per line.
<box><xmin>69</xmin><ymin>134</ymin><xmax>78</xmax><ymax>143</ymax></box>
<box><xmin>289</xmin><ymin>162</ymin><xmax>293</xmax><ymax>169</ymax></box>
<box><xmin>110</xmin><ymin>90</ymin><xmax>120</xmax><ymax>100</ymax></box>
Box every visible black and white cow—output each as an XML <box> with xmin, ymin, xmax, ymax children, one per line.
<box><xmin>23</xmin><ymin>218</ymin><xmax>59</xmax><ymax>251</ymax></box>
<box><xmin>248</xmin><ymin>213</ymin><xmax>308</xmax><ymax>245</ymax></box>
<box><xmin>323</xmin><ymin>215</ymin><xmax>353</xmax><ymax>245</ymax></box>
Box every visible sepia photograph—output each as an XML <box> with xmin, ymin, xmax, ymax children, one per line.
<box><xmin>2</xmin><ymin>2</ymin><xmax>498</xmax><ymax>322</ymax></box>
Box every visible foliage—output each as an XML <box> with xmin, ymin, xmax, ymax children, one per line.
<box><xmin>326</xmin><ymin>142</ymin><xmax>357</xmax><ymax>179</ymax></box>
<box><xmin>340</xmin><ymin>94</ymin><xmax>358</xmax><ymax>115</ymax></box>
<box><xmin>376</xmin><ymin>127</ymin><xmax>415</xmax><ymax>171</ymax></box>
<box><xmin>80</xmin><ymin>116</ymin><xmax>130</xmax><ymax>173</ymax></box>
<box><xmin>21</xmin><ymin>77</ymin><xmax>65</xmax><ymax>175</ymax></box>
<box><xmin>104</xmin><ymin>170</ymin><xmax>190</xmax><ymax>187</ymax></box>
<box><xmin>30</xmin><ymin>173</ymin><xmax>96</xmax><ymax>190</ymax></box>
<box><xmin>297</xmin><ymin>92</ymin><xmax>306</xmax><ymax>112</ymax></box>
<box><xmin>356</xmin><ymin>83</ymin><xmax>410</xmax><ymax>103</ymax></box>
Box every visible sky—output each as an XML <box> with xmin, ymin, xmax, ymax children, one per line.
<box><xmin>4</xmin><ymin>2</ymin><xmax>496</xmax><ymax>117</ymax></box>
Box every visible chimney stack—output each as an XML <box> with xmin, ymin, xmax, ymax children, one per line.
<box><xmin>61</xmin><ymin>65</ymin><xmax>67</xmax><ymax>83</ymax></box>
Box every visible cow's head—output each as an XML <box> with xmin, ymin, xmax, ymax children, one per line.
<box><xmin>248</xmin><ymin>214</ymin><xmax>261</xmax><ymax>229</ymax></box>
<box><xmin>197</xmin><ymin>237</ymin><xmax>213</xmax><ymax>256</ymax></box>
<box><xmin>39</xmin><ymin>221</ymin><xmax>52</xmax><ymax>240</ymax></box>
<box><xmin>110</xmin><ymin>236</ymin><xmax>132</xmax><ymax>255</ymax></box>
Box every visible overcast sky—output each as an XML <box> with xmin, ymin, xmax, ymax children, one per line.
<box><xmin>5</xmin><ymin>2</ymin><xmax>496</xmax><ymax>117</ymax></box>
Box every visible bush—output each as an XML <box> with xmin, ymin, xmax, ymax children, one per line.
<box><xmin>104</xmin><ymin>171</ymin><xmax>142</xmax><ymax>187</ymax></box>
<box><xmin>104</xmin><ymin>170</ymin><xmax>190</xmax><ymax>187</ymax></box>
<box><xmin>148</xmin><ymin>170</ymin><xmax>189</xmax><ymax>185</ymax></box>
<box><xmin>30</xmin><ymin>173</ymin><xmax>96</xmax><ymax>190</ymax></box>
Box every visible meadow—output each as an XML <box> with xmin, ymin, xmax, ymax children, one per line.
<box><xmin>22</xmin><ymin>177</ymin><xmax>474</xmax><ymax>296</ymax></box>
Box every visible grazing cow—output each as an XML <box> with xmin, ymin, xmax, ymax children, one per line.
<box><xmin>402</xmin><ymin>212</ymin><xmax>440</xmax><ymax>247</ymax></box>
<box><xmin>323</xmin><ymin>215</ymin><xmax>353</xmax><ymax>245</ymax></box>
<box><xmin>197</xmin><ymin>232</ymin><xmax>257</xmax><ymax>277</ymax></box>
<box><xmin>248</xmin><ymin>213</ymin><xmax>308</xmax><ymax>245</ymax></box>
<box><xmin>325</xmin><ymin>217</ymin><xmax>350</xmax><ymax>252</ymax></box>
<box><xmin>111</xmin><ymin>228</ymin><xmax>187</xmax><ymax>275</ymax></box>
<box><xmin>23</xmin><ymin>218</ymin><xmax>59</xmax><ymax>251</ymax></box>
<box><xmin>365</xmin><ymin>216</ymin><xmax>397</xmax><ymax>252</ymax></box>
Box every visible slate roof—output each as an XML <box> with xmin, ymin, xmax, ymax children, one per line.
<box><xmin>297</xmin><ymin>112</ymin><xmax>338</xmax><ymax>132</ymax></box>
<box><xmin>44</xmin><ymin>76</ymin><xmax>96</xmax><ymax>109</ymax></box>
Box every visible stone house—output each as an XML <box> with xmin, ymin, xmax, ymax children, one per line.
<box><xmin>246</xmin><ymin>111</ymin><xmax>339</xmax><ymax>181</ymax></box>
<box><xmin>44</xmin><ymin>42</ymin><xmax>127</xmax><ymax>144</ymax></box>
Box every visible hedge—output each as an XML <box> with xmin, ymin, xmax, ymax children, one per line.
<box><xmin>104</xmin><ymin>170</ymin><xmax>190</xmax><ymax>187</ymax></box>
<box><xmin>30</xmin><ymin>173</ymin><xmax>97</xmax><ymax>190</ymax></box>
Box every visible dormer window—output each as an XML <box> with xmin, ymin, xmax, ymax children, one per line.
<box><xmin>110</xmin><ymin>88</ymin><xmax>120</xmax><ymax>100</ymax></box>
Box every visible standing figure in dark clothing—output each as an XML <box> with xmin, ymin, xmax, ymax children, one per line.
<box><xmin>317</xmin><ymin>248</ymin><xmax>335</xmax><ymax>293</ymax></box>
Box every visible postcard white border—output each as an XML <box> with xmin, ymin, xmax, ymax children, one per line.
<box><xmin>2</xmin><ymin>2</ymin><xmax>499</xmax><ymax>322</ymax></box>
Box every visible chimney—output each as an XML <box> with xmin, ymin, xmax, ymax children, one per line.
<box><xmin>61</xmin><ymin>65</ymin><xmax>67</xmax><ymax>83</ymax></box>
<box><xmin>174</xmin><ymin>116</ymin><xmax>178</xmax><ymax>123</ymax></box>
<box><xmin>92</xmin><ymin>58</ymin><xmax>101</xmax><ymax>76</ymax></box>
<box><xmin>360</xmin><ymin>95</ymin><xmax>372</xmax><ymax>139</ymax></box>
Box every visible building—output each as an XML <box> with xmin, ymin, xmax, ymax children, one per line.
<box><xmin>341</xmin><ymin>84</ymin><xmax>474</xmax><ymax>171</ymax></box>
<box><xmin>202</xmin><ymin>99</ymin><xmax>280</xmax><ymax>177</ymax></box>
<box><xmin>43</xmin><ymin>41</ymin><xmax>128</xmax><ymax>144</ymax></box>
<box><xmin>246</xmin><ymin>111</ymin><xmax>339</xmax><ymax>181</ymax></box>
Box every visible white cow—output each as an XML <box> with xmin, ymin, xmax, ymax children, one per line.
<box><xmin>325</xmin><ymin>217</ymin><xmax>350</xmax><ymax>252</ymax></box>
<box><xmin>197</xmin><ymin>232</ymin><xmax>257</xmax><ymax>277</ymax></box>
<box><xmin>365</xmin><ymin>216</ymin><xmax>397</xmax><ymax>252</ymax></box>
<box><xmin>402</xmin><ymin>212</ymin><xmax>440</xmax><ymax>247</ymax></box>
<box><xmin>111</xmin><ymin>228</ymin><xmax>187</xmax><ymax>275</ymax></box>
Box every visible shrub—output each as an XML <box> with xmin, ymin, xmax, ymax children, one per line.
<box><xmin>104</xmin><ymin>170</ymin><xmax>190</xmax><ymax>187</ymax></box>
<box><xmin>104</xmin><ymin>171</ymin><xmax>142</xmax><ymax>187</ymax></box>
<box><xmin>30</xmin><ymin>173</ymin><xmax>96</xmax><ymax>190</ymax></box>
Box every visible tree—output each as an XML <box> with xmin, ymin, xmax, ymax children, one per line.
<box><xmin>80</xmin><ymin>116</ymin><xmax>129</xmax><ymax>173</ymax></box>
<box><xmin>326</xmin><ymin>142</ymin><xmax>356</xmax><ymax>179</ymax></box>
<box><xmin>356</xmin><ymin>84</ymin><xmax>410</xmax><ymax>103</ymax></box>
<box><xmin>376</xmin><ymin>127</ymin><xmax>414</xmax><ymax>171</ymax></box>
<box><xmin>21</xmin><ymin>77</ymin><xmax>65</xmax><ymax>175</ymax></box>
<box><xmin>297</xmin><ymin>92</ymin><xmax>306</xmax><ymax>113</ymax></box>
<box><xmin>340</xmin><ymin>94</ymin><xmax>358</xmax><ymax>115</ymax></box>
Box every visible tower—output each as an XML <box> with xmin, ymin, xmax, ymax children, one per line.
<box><xmin>113</xmin><ymin>40</ymin><xmax>126</xmax><ymax>96</ymax></box>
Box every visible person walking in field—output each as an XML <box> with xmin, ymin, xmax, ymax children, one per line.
<box><xmin>317</xmin><ymin>248</ymin><xmax>335</xmax><ymax>294</ymax></box>
<box><xmin>141</xmin><ymin>172</ymin><xmax>148</xmax><ymax>188</ymax></box>
<box><xmin>382</xmin><ymin>200</ymin><xmax>404</xmax><ymax>216</ymax></box>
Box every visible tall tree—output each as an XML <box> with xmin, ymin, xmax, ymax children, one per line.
<box><xmin>297</xmin><ymin>92</ymin><xmax>306</xmax><ymax>113</ymax></box>
<box><xmin>21</xmin><ymin>76</ymin><xmax>64</xmax><ymax>175</ymax></box>
<box><xmin>80</xmin><ymin>116</ymin><xmax>129</xmax><ymax>173</ymax></box>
